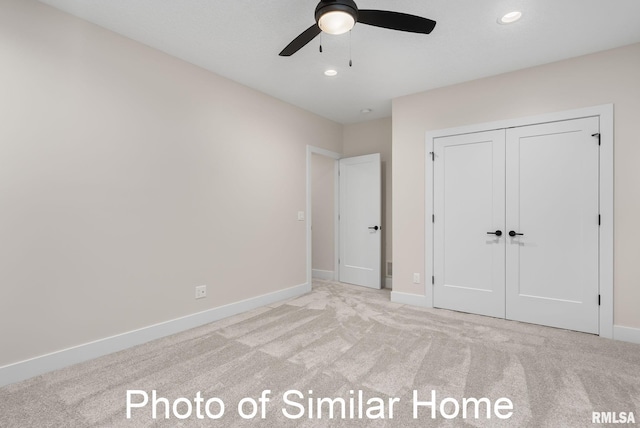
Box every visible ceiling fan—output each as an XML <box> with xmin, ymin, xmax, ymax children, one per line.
<box><xmin>279</xmin><ymin>0</ymin><xmax>436</xmax><ymax>56</ymax></box>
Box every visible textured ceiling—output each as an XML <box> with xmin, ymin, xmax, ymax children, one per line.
<box><xmin>37</xmin><ymin>0</ymin><xmax>640</xmax><ymax>124</ymax></box>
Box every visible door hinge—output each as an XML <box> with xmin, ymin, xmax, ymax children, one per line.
<box><xmin>592</xmin><ymin>133</ymin><xmax>601</xmax><ymax>146</ymax></box>
<box><xmin>432</xmin><ymin>276</ymin><xmax>435</xmax><ymax>285</ymax></box>
<box><xmin>598</xmin><ymin>214</ymin><xmax>601</xmax><ymax>226</ymax></box>
<box><xmin>429</xmin><ymin>151</ymin><xmax>435</xmax><ymax>161</ymax></box>
<box><xmin>598</xmin><ymin>294</ymin><xmax>601</xmax><ymax>306</ymax></box>
<box><xmin>432</xmin><ymin>214</ymin><xmax>435</xmax><ymax>223</ymax></box>
<box><xmin>338</xmin><ymin>258</ymin><xmax>340</xmax><ymax>264</ymax></box>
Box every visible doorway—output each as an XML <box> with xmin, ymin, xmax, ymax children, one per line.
<box><xmin>311</xmin><ymin>152</ymin><xmax>338</xmax><ymax>281</ymax></box>
<box><xmin>306</xmin><ymin>147</ymin><xmax>382</xmax><ymax>289</ymax></box>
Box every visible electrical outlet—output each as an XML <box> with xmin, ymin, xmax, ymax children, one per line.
<box><xmin>413</xmin><ymin>273</ymin><xmax>420</xmax><ymax>284</ymax></box>
<box><xmin>195</xmin><ymin>285</ymin><xmax>207</xmax><ymax>299</ymax></box>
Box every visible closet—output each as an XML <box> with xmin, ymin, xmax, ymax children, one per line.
<box><xmin>432</xmin><ymin>117</ymin><xmax>600</xmax><ymax>334</ymax></box>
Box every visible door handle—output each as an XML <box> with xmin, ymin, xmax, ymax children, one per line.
<box><xmin>509</xmin><ymin>231</ymin><xmax>524</xmax><ymax>237</ymax></box>
<box><xmin>368</xmin><ymin>226</ymin><xmax>380</xmax><ymax>231</ymax></box>
<box><xmin>487</xmin><ymin>230</ymin><xmax>502</xmax><ymax>237</ymax></box>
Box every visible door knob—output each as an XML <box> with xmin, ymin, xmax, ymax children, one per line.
<box><xmin>509</xmin><ymin>231</ymin><xmax>524</xmax><ymax>237</ymax></box>
<box><xmin>368</xmin><ymin>226</ymin><xmax>380</xmax><ymax>231</ymax></box>
<box><xmin>487</xmin><ymin>230</ymin><xmax>502</xmax><ymax>237</ymax></box>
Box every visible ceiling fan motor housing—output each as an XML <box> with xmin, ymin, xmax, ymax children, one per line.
<box><xmin>315</xmin><ymin>0</ymin><xmax>359</xmax><ymax>25</ymax></box>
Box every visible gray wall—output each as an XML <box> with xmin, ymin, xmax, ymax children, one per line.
<box><xmin>0</xmin><ymin>0</ymin><xmax>343</xmax><ymax>367</ymax></box>
<box><xmin>311</xmin><ymin>153</ymin><xmax>335</xmax><ymax>273</ymax></box>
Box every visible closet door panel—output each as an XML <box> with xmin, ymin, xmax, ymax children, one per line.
<box><xmin>505</xmin><ymin>117</ymin><xmax>600</xmax><ymax>334</ymax></box>
<box><xmin>433</xmin><ymin>130</ymin><xmax>506</xmax><ymax>318</ymax></box>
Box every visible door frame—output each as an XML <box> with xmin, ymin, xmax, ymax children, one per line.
<box><xmin>424</xmin><ymin>104</ymin><xmax>614</xmax><ymax>338</ymax></box>
<box><xmin>306</xmin><ymin>146</ymin><xmax>341</xmax><ymax>286</ymax></box>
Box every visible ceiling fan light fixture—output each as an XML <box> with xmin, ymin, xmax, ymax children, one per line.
<box><xmin>315</xmin><ymin>1</ymin><xmax>358</xmax><ymax>35</ymax></box>
<box><xmin>318</xmin><ymin>10</ymin><xmax>355</xmax><ymax>35</ymax></box>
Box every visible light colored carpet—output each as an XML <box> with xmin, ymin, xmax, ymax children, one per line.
<box><xmin>1</xmin><ymin>280</ymin><xmax>639</xmax><ymax>427</ymax></box>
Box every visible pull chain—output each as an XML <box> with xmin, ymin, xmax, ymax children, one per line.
<box><xmin>349</xmin><ymin>30</ymin><xmax>353</xmax><ymax>67</ymax></box>
<box><xmin>319</xmin><ymin>33</ymin><xmax>323</xmax><ymax>53</ymax></box>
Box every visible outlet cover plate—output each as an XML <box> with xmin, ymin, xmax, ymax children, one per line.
<box><xmin>195</xmin><ymin>285</ymin><xmax>207</xmax><ymax>299</ymax></box>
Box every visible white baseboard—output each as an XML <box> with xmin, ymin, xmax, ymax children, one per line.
<box><xmin>0</xmin><ymin>282</ymin><xmax>310</xmax><ymax>388</ymax></box>
<box><xmin>390</xmin><ymin>290</ymin><xmax>432</xmax><ymax>308</ymax></box>
<box><xmin>613</xmin><ymin>325</ymin><xmax>640</xmax><ymax>345</ymax></box>
<box><xmin>384</xmin><ymin>277</ymin><xmax>393</xmax><ymax>289</ymax></box>
<box><xmin>312</xmin><ymin>269</ymin><xmax>334</xmax><ymax>280</ymax></box>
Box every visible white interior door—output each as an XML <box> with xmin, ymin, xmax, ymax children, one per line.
<box><xmin>433</xmin><ymin>130</ymin><xmax>506</xmax><ymax>318</ymax></box>
<box><xmin>505</xmin><ymin>117</ymin><xmax>600</xmax><ymax>334</ymax></box>
<box><xmin>339</xmin><ymin>153</ymin><xmax>381</xmax><ymax>289</ymax></box>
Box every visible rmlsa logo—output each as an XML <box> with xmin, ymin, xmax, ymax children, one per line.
<box><xmin>592</xmin><ymin>411</ymin><xmax>636</xmax><ymax>424</ymax></box>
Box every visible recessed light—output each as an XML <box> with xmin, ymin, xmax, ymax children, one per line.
<box><xmin>324</xmin><ymin>69</ymin><xmax>338</xmax><ymax>77</ymax></box>
<box><xmin>499</xmin><ymin>11</ymin><xmax>522</xmax><ymax>24</ymax></box>
<box><xmin>361</xmin><ymin>108</ymin><xmax>373</xmax><ymax>114</ymax></box>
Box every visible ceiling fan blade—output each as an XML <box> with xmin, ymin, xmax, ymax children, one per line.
<box><xmin>279</xmin><ymin>24</ymin><xmax>322</xmax><ymax>56</ymax></box>
<box><xmin>358</xmin><ymin>10</ymin><xmax>436</xmax><ymax>34</ymax></box>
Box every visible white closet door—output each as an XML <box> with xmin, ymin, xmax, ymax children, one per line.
<box><xmin>433</xmin><ymin>130</ymin><xmax>506</xmax><ymax>318</ymax></box>
<box><xmin>505</xmin><ymin>117</ymin><xmax>600</xmax><ymax>334</ymax></box>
